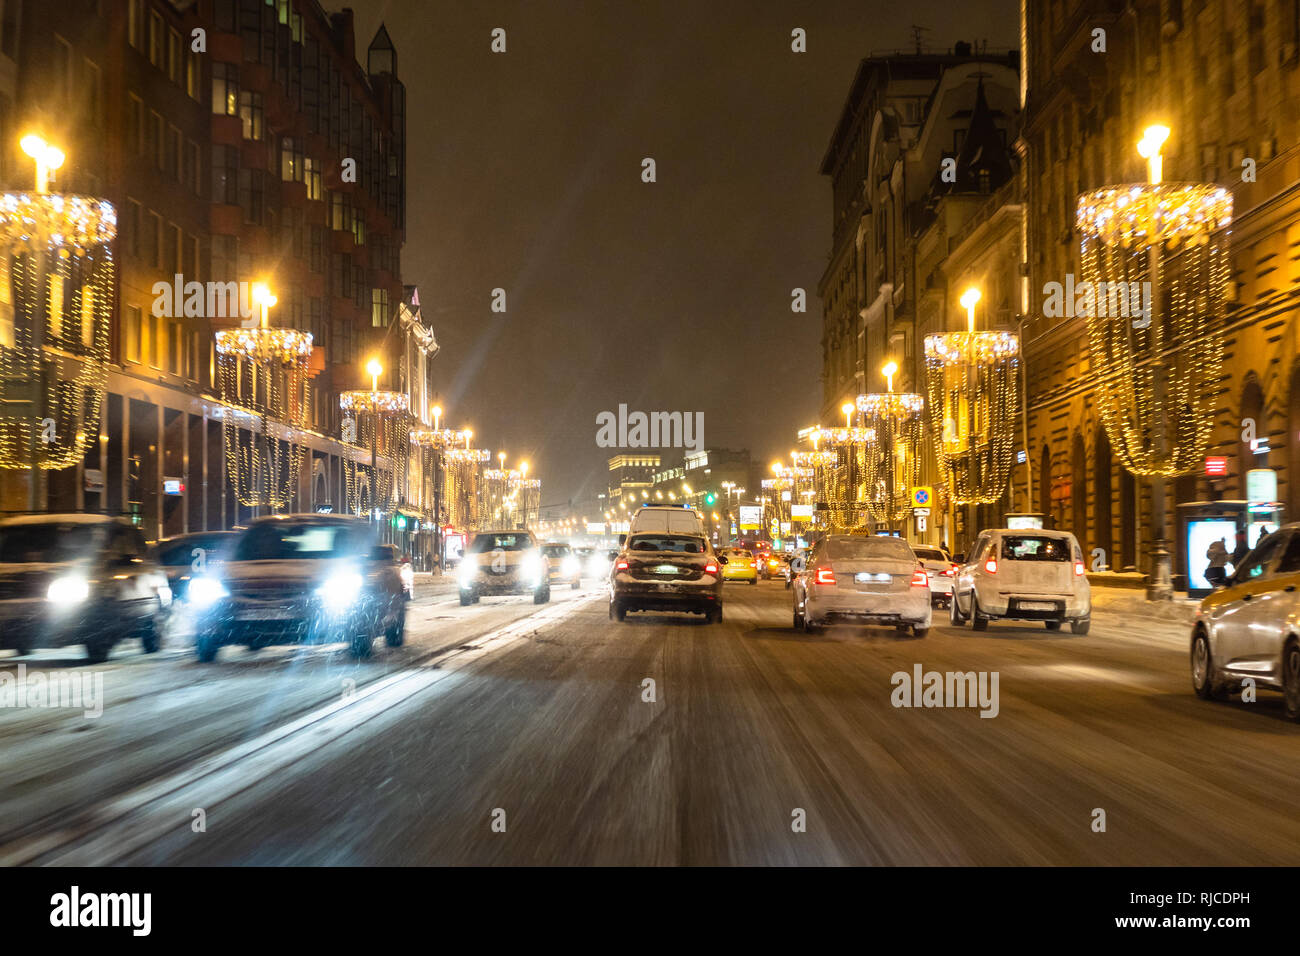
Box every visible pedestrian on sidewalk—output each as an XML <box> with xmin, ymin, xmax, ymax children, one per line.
<box><xmin>1230</xmin><ymin>528</ymin><xmax>1249</xmax><ymax>568</ymax></box>
<box><xmin>1205</xmin><ymin>537</ymin><xmax>1229</xmax><ymax>588</ymax></box>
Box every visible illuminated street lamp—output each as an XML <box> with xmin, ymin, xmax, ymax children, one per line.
<box><xmin>251</xmin><ymin>282</ymin><xmax>277</xmax><ymax>328</ymax></box>
<box><xmin>20</xmin><ymin>133</ymin><xmax>65</xmax><ymax>194</ymax></box>
<box><xmin>841</xmin><ymin>402</ymin><xmax>854</xmax><ymax>429</ymax></box>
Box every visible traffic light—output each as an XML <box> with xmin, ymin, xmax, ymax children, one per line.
<box><xmin>704</xmin><ymin>492</ymin><xmax>716</xmax><ymax>506</ymax></box>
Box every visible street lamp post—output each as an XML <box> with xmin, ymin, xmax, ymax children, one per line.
<box><xmin>432</xmin><ymin>404</ymin><xmax>443</xmax><ymax>573</ymax></box>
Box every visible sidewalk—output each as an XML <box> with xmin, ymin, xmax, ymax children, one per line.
<box><xmin>1090</xmin><ymin>584</ymin><xmax>1200</xmax><ymax>627</ymax></box>
<box><xmin>411</xmin><ymin>571</ymin><xmax>461</xmax><ymax>601</ymax></box>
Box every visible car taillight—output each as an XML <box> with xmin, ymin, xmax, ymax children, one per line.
<box><xmin>984</xmin><ymin>557</ymin><xmax>998</xmax><ymax>574</ymax></box>
<box><xmin>704</xmin><ymin>561</ymin><xmax>718</xmax><ymax>574</ymax></box>
<box><xmin>814</xmin><ymin>566</ymin><xmax>836</xmax><ymax>586</ymax></box>
<box><xmin>615</xmin><ymin>559</ymin><xmax>629</xmax><ymax>571</ymax></box>
<box><xmin>943</xmin><ymin>564</ymin><xmax>956</xmax><ymax>576</ymax></box>
<box><xmin>1074</xmin><ymin>561</ymin><xmax>1085</xmax><ymax>576</ymax></box>
<box><xmin>911</xmin><ymin>569</ymin><xmax>929</xmax><ymax>587</ymax></box>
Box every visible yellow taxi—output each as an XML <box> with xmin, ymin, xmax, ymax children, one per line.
<box><xmin>1191</xmin><ymin>525</ymin><xmax>1300</xmax><ymax>718</ymax></box>
<box><xmin>719</xmin><ymin>548</ymin><xmax>758</xmax><ymax>584</ymax></box>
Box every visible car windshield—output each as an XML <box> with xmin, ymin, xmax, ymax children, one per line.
<box><xmin>1002</xmin><ymin>535</ymin><xmax>1071</xmax><ymax>561</ymax></box>
<box><xmin>913</xmin><ymin>547</ymin><xmax>947</xmax><ymax>561</ymax></box>
<box><xmin>827</xmin><ymin>536</ymin><xmax>914</xmax><ymax>561</ymax></box>
<box><xmin>233</xmin><ymin>523</ymin><xmax>368</xmax><ymax>561</ymax></box>
<box><xmin>629</xmin><ymin>535</ymin><xmax>705</xmax><ymax>554</ymax></box>
<box><xmin>0</xmin><ymin>522</ymin><xmax>107</xmax><ymax>563</ymax></box>
<box><xmin>470</xmin><ymin>533</ymin><xmax>531</xmax><ymax>553</ymax></box>
<box><xmin>542</xmin><ymin>545</ymin><xmax>570</xmax><ymax>557</ymax></box>
<box><xmin>156</xmin><ymin>535</ymin><xmax>232</xmax><ymax>566</ymax></box>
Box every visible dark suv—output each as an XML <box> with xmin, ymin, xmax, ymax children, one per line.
<box><xmin>188</xmin><ymin>514</ymin><xmax>406</xmax><ymax>661</ymax></box>
<box><xmin>0</xmin><ymin>514</ymin><xmax>171</xmax><ymax>662</ymax></box>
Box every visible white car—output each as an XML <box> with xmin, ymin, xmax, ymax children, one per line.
<box><xmin>1190</xmin><ymin>525</ymin><xmax>1300</xmax><ymax>716</ymax></box>
<box><xmin>950</xmin><ymin>529</ymin><xmax>1090</xmax><ymax>633</ymax></box>
<box><xmin>458</xmin><ymin>530</ymin><xmax>550</xmax><ymax>605</ymax></box>
<box><xmin>793</xmin><ymin>534</ymin><xmax>932</xmax><ymax>636</ymax></box>
<box><xmin>912</xmin><ymin>545</ymin><xmax>955</xmax><ymax>607</ymax></box>
<box><xmin>627</xmin><ymin>504</ymin><xmax>707</xmax><ymax>538</ymax></box>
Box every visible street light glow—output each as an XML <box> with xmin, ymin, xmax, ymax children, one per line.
<box><xmin>882</xmin><ymin>360</ymin><xmax>898</xmax><ymax>393</ymax></box>
<box><xmin>1137</xmin><ymin>124</ymin><xmax>1170</xmax><ymax>183</ymax></box>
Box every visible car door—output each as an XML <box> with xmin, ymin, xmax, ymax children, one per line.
<box><xmin>1208</xmin><ymin>530</ymin><xmax>1288</xmax><ymax>675</ymax></box>
<box><xmin>106</xmin><ymin>526</ymin><xmax>154</xmax><ymax>624</ymax></box>
<box><xmin>959</xmin><ymin>533</ymin><xmax>990</xmax><ymax>611</ymax></box>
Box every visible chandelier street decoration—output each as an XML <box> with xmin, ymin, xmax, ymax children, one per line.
<box><xmin>483</xmin><ymin>461</ymin><xmax>540</xmax><ymax>528</ymax></box>
<box><xmin>856</xmin><ymin>363</ymin><xmax>926</xmax><ymax>526</ymax></box>
<box><xmin>0</xmin><ymin>136</ymin><xmax>115</xmax><ymax>479</ymax></box>
<box><xmin>923</xmin><ymin>287</ymin><xmax>1021</xmax><ymax>505</ymax></box>
<box><xmin>214</xmin><ymin>284</ymin><xmax>312</xmax><ymax>508</ymax></box>
<box><xmin>341</xmin><ymin>359</ymin><xmax>411</xmax><ymax>517</ymax></box>
<box><xmin>1076</xmin><ymin>125</ymin><xmax>1232</xmax><ymax>478</ymax></box>
<box><xmin>812</xmin><ymin>423</ymin><xmax>877</xmax><ymax>532</ymax></box>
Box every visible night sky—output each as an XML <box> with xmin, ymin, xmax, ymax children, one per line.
<box><xmin>345</xmin><ymin>0</ymin><xmax>1018</xmax><ymax>507</ymax></box>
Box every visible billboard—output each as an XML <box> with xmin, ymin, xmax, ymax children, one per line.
<box><xmin>739</xmin><ymin>505</ymin><xmax>761</xmax><ymax>530</ymax></box>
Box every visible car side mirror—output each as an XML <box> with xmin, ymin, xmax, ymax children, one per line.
<box><xmin>717</xmin><ymin>555</ymin><xmax>728</xmax><ymax>565</ymax></box>
<box><xmin>953</xmin><ymin>553</ymin><xmax>965</xmax><ymax>564</ymax></box>
<box><xmin>618</xmin><ymin>534</ymin><xmax>627</xmax><ymax>546</ymax></box>
<box><xmin>369</xmin><ymin>546</ymin><xmax>392</xmax><ymax>562</ymax></box>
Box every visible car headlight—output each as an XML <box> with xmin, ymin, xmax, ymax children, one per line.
<box><xmin>459</xmin><ymin>556</ymin><xmax>479</xmax><ymax>586</ymax></box>
<box><xmin>47</xmin><ymin>574</ymin><xmax>90</xmax><ymax>604</ymax></box>
<box><xmin>188</xmin><ymin>576</ymin><xmax>229</xmax><ymax>608</ymax></box>
<box><xmin>317</xmin><ymin>572</ymin><xmax>363</xmax><ymax>611</ymax></box>
<box><xmin>562</xmin><ymin>556</ymin><xmax>580</xmax><ymax>576</ymax></box>
<box><xmin>400</xmin><ymin>565</ymin><xmax>414</xmax><ymax>588</ymax></box>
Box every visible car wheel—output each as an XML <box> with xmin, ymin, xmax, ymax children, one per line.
<box><xmin>385</xmin><ymin>609</ymin><xmax>406</xmax><ymax>647</ymax></box>
<box><xmin>459</xmin><ymin>589</ymin><xmax>473</xmax><ymax>606</ymax></box>
<box><xmin>1044</xmin><ymin>620</ymin><xmax>1062</xmax><ymax>631</ymax></box>
<box><xmin>912</xmin><ymin>625</ymin><xmax>930</xmax><ymax>638</ymax></box>
<box><xmin>349</xmin><ymin>628</ymin><xmax>374</xmax><ymax>659</ymax></box>
<box><xmin>610</xmin><ymin>600</ymin><xmax>626</xmax><ymax>622</ymax></box>
<box><xmin>1283</xmin><ymin>639</ymin><xmax>1300</xmax><ymax>721</ymax></box>
<box><xmin>793</xmin><ymin>602</ymin><xmax>804</xmax><ymax>629</ymax></box>
<box><xmin>195</xmin><ymin>631</ymin><xmax>220</xmax><ymax>663</ymax></box>
<box><xmin>802</xmin><ymin>613</ymin><xmax>819</xmax><ymax>634</ymax></box>
<box><xmin>971</xmin><ymin>594</ymin><xmax>989</xmax><ymax>631</ymax></box>
<box><xmin>1070</xmin><ymin>617</ymin><xmax>1091</xmax><ymax>635</ymax></box>
<box><xmin>709</xmin><ymin>605</ymin><xmax>723</xmax><ymax>624</ymax></box>
<box><xmin>534</xmin><ymin>585</ymin><xmax>551</xmax><ymax>605</ymax></box>
<box><xmin>84</xmin><ymin>638</ymin><xmax>113</xmax><ymax>664</ymax></box>
<box><xmin>140</xmin><ymin>614</ymin><xmax>162</xmax><ymax>654</ymax></box>
<box><xmin>950</xmin><ymin>590</ymin><xmax>966</xmax><ymax>626</ymax></box>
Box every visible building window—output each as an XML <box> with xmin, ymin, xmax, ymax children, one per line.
<box><xmin>126</xmin><ymin>94</ymin><xmax>144</xmax><ymax>155</ymax></box>
<box><xmin>309</xmin><ymin>225</ymin><xmax>325</xmax><ymax>273</ymax></box>
<box><xmin>168</xmin><ymin>320</ymin><xmax>181</xmax><ymax>374</ymax></box>
<box><xmin>145</xmin><ymin>211</ymin><xmax>162</xmax><ymax>270</ymax></box>
<box><xmin>304</xmin><ymin>157</ymin><xmax>321</xmax><ymax>199</ymax></box>
<box><xmin>238</xmin><ymin>168</ymin><xmax>265</xmax><ymax>225</ymax></box>
<box><xmin>85</xmin><ymin>60</ymin><xmax>103</xmax><ymax>126</ymax></box>
<box><xmin>371</xmin><ymin>288</ymin><xmax>389</xmax><ymax>327</ymax></box>
<box><xmin>212</xmin><ymin>62</ymin><xmax>238</xmax><ymax>116</ymax></box>
<box><xmin>168</xmin><ymin>28</ymin><xmax>182</xmax><ymax>84</ymax></box>
<box><xmin>280</xmin><ymin>135</ymin><xmax>303</xmax><ymax>181</ymax></box>
<box><xmin>186</xmin><ymin>139</ymin><xmax>201</xmax><ymax>195</ymax></box>
<box><xmin>239</xmin><ymin>90</ymin><xmax>263</xmax><ymax>141</ymax></box>
<box><xmin>212</xmin><ymin>235</ymin><xmax>238</xmax><ymax>282</ymax></box>
<box><xmin>186</xmin><ymin>234</ymin><xmax>200</xmax><ymax>279</ymax></box>
<box><xmin>211</xmin><ymin>144</ymin><xmax>238</xmax><ymax>205</ymax></box>
<box><xmin>149</xmin><ymin>111</ymin><xmax>164</xmax><ymax>170</ymax></box>
<box><xmin>351</xmin><ymin>214</ymin><xmax>365</xmax><ymax>247</ymax></box>
<box><xmin>53</xmin><ymin>36</ymin><xmax>72</xmax><ymax>104</ymax></box>
<box><xmin>186</xmin><ymin>50</ymin><xmax>201</xmax><ymax>100</ymax></box>
<box><xmin>148</xmin><ymin>11</ymin><xmax>164</xmax><ymax>69</ymax></box>
<box><xmin>127</xmin><ymin>0</ymin><xmax>144</xmax><ymax>50</ymax></box>
<box><xmin>126</xmin><ymin>199</ymin><xmax>142</xmax><ymax>258</ymax></box>
<box><xmin>168</xmin><ymin>125</ymin><xmax>182</xmax><ymax>181</ymax></box>
<box><xmin>168</xmin><ymin>223</ymin><xmax>182</xmax><ymax>276</ymax></box>
<box><xmin>125</xmin><ymin>306</ymin><xmax>142</xmax><ymax>363</ymax></box>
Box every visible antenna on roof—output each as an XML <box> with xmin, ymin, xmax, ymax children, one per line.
<box><xmin>909</xmin><ymin>24</ymin><xmax>931</xmax><ymax>54</ymax></box>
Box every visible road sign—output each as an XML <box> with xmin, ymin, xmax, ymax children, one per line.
<box><xmin>910</xmin><ymin>486</ymin><xmax>933</xmax><ymax>508</ymax></box>
<box><xmin>1205</xmin><ymin>456</ymin><xmax>1228</xmax><ymax>477</ymax></box>
<box><xmin>916</xmin><ymin>515</ymin><xmax>928</xmax><ymax>532</ymax></box>
<box><xmin>912</xmin><ymin>507</ymin><xmax>930</xmax><ymax>517</ymax></box>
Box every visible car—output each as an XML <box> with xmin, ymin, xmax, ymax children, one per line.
<box><xmin>151</xmin><ymin>530</ymin><xmax>239</xmax><ymax>605</ymax></box>
<box><xmin>762</xmin><ymin>552</ymin><xmax>787</xmax><ymax>581</ymax></box>
<box><xmin>792</xmin><ymin>534</ymin><xmax>932</xmax><ymax>636</ymax></box>
<box><xmin>626</xmin><ymin>504</ymin><xmax>707</xmax><ymax>538</ymax></box>
<box><xmin>754</xmin><ymin>549</ymin><xmax>773</xmax><ymax>579</ymax></box>
<box><xmin>372</xmin><ymin>543</ymin><xmax>414</xmax><ymax>600</ymax></box>
<box><xmin>949</xmin><ymin>528</ymin><xmax>1090</xmax><ymax>633</ymax></box>
<box><xmin>718</xmin><ymin>547</ymin><xmax>758</xmax><ymax>584</ymax></box>
<box><xmin>1190</xmin><ymin>524</ymin><xmax>1300</xmax><ymax>717</ymax></box>
<box><xmin>912</xmin><ymin>544</ymin><xmax>955</xmax><ymax>607</ymax></box>
<box><xmin>458</xmin><ymin>529</ymin><xmax>550</xmax><ymax>605</ymax></box>
<box><xmin>610</xmin><ymin>531</ymin><xmax>724</xmax><ymax>622</ymax></box>
<box><xmin>187</xmin><ymin>514</ymin><xmax>406</xmax><ymax>661</ymax></box>
<box><xmin>0</xmin><ymin>514</ymin><xmax>171</xmax><ymax>662</ymax></box>
<box><xmin>542</xmin><ymin>542</ymin><xmax>583</xmax><ymax>589</ymax></box>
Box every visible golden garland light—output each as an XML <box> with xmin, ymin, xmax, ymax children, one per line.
<box><xmin>340</xmin><ymin>378</ymin><xmax>410</xmax><ymax>517</ymax></box>
<box><xmin>923</xmin><ymin>287</ymin><xmax>1020</xmax><ymax>505</ymax></box>
<box><xmin>411</xmin><ymin>426</ymin><xmax>472</xmax><ymax>526</ymax></box>
<box><xmin>812</xmin><ymin>424</ymin><xmax>877</xmax><ymax>532</ymax></box>
<box><xmin>483</xmin><ymin>467</ymin><xmax>541</xmax><ymax>528</ymax></box>
<box><xmin>214</xmin><ymin>278</ymin><xmax>312</xmax><ymax>509</ymax></box>
<box><xmin>445</xmin><ymin>447</ymin><xmax>489</xmax><ymax>531</ymax></box>
<box><xmin>856</xmin><ymin>373</ymin><xmax>925</xmax><ymax>526</ymax></box>
<box><xmin>0</xmin><ymin>181</ymin><xmax>116</xmax><ymax>472</ymax></box>
<box><xmin>1076</xmin><ymin>126</ymin><xmax>1232</xmax><ymax>477</ymax></box>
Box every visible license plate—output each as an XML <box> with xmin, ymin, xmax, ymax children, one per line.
<box><xmin>655</xmin><ymin>565</ymin><xmax>679</xmax><ymax>575</ymax></box>
<box><xmin>1020</xmin><ymin>601</ymin><xmax>1055</xmax><ymax>611</ymax></box>
<box><xmin>855</xmin><ymin>572</ymin><xmax>890</xmax><ymax>583</ymax></box>
<box><xmin>237</xmin><ymin>607</ymin><xmax>296</xmax><ymax>621</ymax></box>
